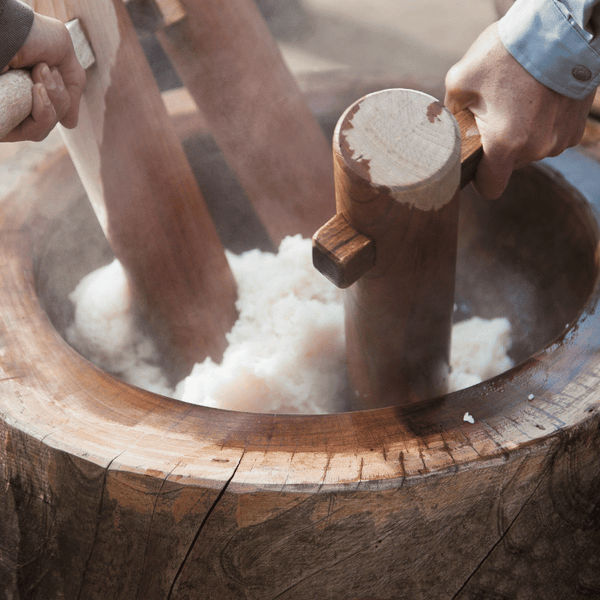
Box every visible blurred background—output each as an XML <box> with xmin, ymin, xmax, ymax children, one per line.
<box><xmin>0</xmin><ymin>0</ymin><xmax>514</xmax><ymax>257</ymax></box>
<box><xmin>264</xmin><ymin>0</ymin><xmax>496</xmax><ymax>87</ymax></box>
<box><xmin>136</xmin><ymin>0</ymin><xmax>497</xmax><ymax>95</ymax></box>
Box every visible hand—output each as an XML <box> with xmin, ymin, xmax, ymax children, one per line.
<box><xmin>445</xmin><ymin>22</ymin><xmax>595</xmax><ymax>199</ymax></box>
<box><xmin>2</xmin><ymin>12</ymin><xmax>86</xmax><ymax>142</ymax></box>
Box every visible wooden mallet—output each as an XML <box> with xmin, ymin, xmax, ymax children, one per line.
<box><xmin>313</xmin><ymin>89</ymin><xmax>482</xmax><ymax>410</ymax></box>
<box><xmin>6</xmin><ymin>0</ymin><xmax>240</xmax><ymax>381</ymax></box>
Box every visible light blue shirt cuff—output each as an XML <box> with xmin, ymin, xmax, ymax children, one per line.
<box><xmin>498</xmin><ymin>0</ymin><xmax>600</xmax><ymax>99</ymax></box>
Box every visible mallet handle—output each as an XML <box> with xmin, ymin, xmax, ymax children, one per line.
<box><xmin>0</xmin><ymin>19</ymin><xmax>94</xmax><ymax>140</ymax></box>
<box><xmin>0</xmin><ymin>70</ymin><xmax>36</xmax><ymax>140</ymax></box>
<box><xmin>457</xmin><ymin>108</ymin><xmax>484</xmax><ymax>188</ymax></box>
<box><xmin>313</xmin><ymin>108</ymin><xmax>482</xmax><ymax>289</ymax></box>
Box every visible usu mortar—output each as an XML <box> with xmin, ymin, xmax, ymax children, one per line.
<box><xmin>1</xmin><ymin>76</ymin><xmax>600</xmax><ymax>598</ymax></box>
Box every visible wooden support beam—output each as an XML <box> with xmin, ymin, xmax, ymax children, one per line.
<box><xmin>150</xmin><ymin>0</ymin><xmax>185</xmax><ymax>25</ymax></box>
<box><xmin>122</xmin><ymin>0</ymin><xmax>186</xmax><ymax>28</ymax></box>
<box><xmin>27</xmin><ymin>0</ymin><xmax>239</xmax><ymax>380</ymax></box>
<box><xmin>153</xmin><ymin>0</ymin><xmax>336</xmax><ymax>246</ymax></box>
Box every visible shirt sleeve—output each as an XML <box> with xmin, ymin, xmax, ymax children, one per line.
<box><xmin>498</xmin><ymin>0</ymin><xmax>600</xmax><ymax>99</ymax></box>
<box><xmin>0</xmin><ymin>0</ymin><xmax>34</xmax><ymax>72</ymax></box>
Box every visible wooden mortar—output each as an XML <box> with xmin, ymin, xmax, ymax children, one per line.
<box><xmin>1</xmin><ymin>85</ymin><xmax>600</xmax><ymax>598</ymax></box>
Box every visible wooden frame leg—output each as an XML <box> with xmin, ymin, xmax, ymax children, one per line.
<box><xmin>153</xmin><ymin>0</ymin><xmax>336</xmax><ymax>245</ymax></box>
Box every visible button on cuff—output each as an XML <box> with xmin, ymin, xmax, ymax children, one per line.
<box><xmin>572</xmin><ymin>65</ymin><xmax>592</xmax><ymax>82</ymax></box>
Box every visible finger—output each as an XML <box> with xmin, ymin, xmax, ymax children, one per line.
<box><xmin>471</xmin><ymin>160</ymin><xmax>514</xmax><ymax>200</ymax></box>
<box><xmin>470</xmin><ymin>134</ymin><xmax>516</xmax><ymax>200</ymax></box>
<box><xmin>57</xmin><ymin>55</ymin><xmax>86</xmax><ymax>130</ymax></box>
<box><xmin>565</xmin><ymin>92</ymin><xmax>595</xmax><ymax>148</ymax></box>
<box><xmin>444</xmin><ymin>63</ymin><xmax>477</xmax><ymax>115</ymax></box>
<box><xmin>27</xmin><ymin>82</ymin><xmax>59</xmax><ymax>141</ymax></box>
<box><xmin>32</xmin><ymin>64</ymin><xmax>70</xmax><ymax>123</ymax></box>
<box><xmin>47</xmin><ymin>67</ymin><xmax>70</xmax><ymax>122</ymax></box>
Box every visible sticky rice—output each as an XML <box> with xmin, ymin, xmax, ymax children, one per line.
<box><xmin>66</xmin><ymin>235</ymin><xmax>513</xmax><ymax>413</ymax></box>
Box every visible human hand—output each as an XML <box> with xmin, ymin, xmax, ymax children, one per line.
<box><xmin>445</xmin><ymin>22</ymin><xmax>595</xmax><ymax>199</ymax></box>
<box><xmin>2</xmin><ymin>12</ymin><xmax>86</xmax><ymax>142</ymax></box>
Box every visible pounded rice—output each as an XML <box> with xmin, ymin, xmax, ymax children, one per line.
<box><xmin>67</xmin><ymin>235</ymin><xmax>513</xmax><ymax>413</ymax></box>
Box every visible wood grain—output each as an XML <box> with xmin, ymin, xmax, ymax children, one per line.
<box><xmin>26</xmin><ymin>0</ymin><xmax>238</xmax><ymax>380</ymax></box>
<box><xmin>455</xmin><ymin>108</ymin><xmax>483</xmax><ymax>189</ymax></box>
<box><xmin>312</xmin><ymin>212</ymin><xmax>375</xmax><ymax>289</ymax></box>
<box><xmin>155</xmin><ymin>0</ymin><xmax>336</xmax><ymax>246</ymax></box>
<box><xmin>0</xmin><ymin>115</ymin><xmax>600</xmax><ymax>598</ymax></box>
<box><xmin>331</xmin><ymin>89</ymin><xmax>461</xmax><ymax>409</ymax></box>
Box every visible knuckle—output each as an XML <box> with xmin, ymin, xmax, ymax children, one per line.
<box><xmin>532</xmin><ymin>140</ymin><xmax>557</xmax><ymax>161</ymax></box>
<box><xmin>570</xmin><ymin>121</ymin><xmax>587</xmax><ymax>147</ymax></box>
<box><xmin>31</xmin><ymin>130</ymin><xmax>49</xmax><ymax>143</ymax></box>
<box><xmin>487</xmin><ymin>132</ymin><xmax>523</xmax><ymax>162</ymax></box>
<box><xmin>444</xmin><ymin>64</ymin><xmax>461</xmax><ymax>90</ymax></box>
<box><xmin>444</xmin><ymin>63</ymin><xmax>470</xmax><ymax>97</ymax></box>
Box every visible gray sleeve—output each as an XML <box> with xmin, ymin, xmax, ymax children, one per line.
<box><xmin>0</xmin><ymin>0</ymin><xmax>34</xmax><ymax>72</ymax></box>
<box><xmin>498</xmin><ymin>0</ymin><xmax>600</xmax><ymax>99</ymax></box>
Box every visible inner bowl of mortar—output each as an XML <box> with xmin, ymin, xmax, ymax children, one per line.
<box><xmin>34</xmin><ymin>143</ymin><xmax>600</xmax><ymax>411</ymax></box>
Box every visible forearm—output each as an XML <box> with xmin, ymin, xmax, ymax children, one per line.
<box><xmin>0</xmin><ymin>0</ymin><xmax>34</xmax><ymax>72</ymax></box>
